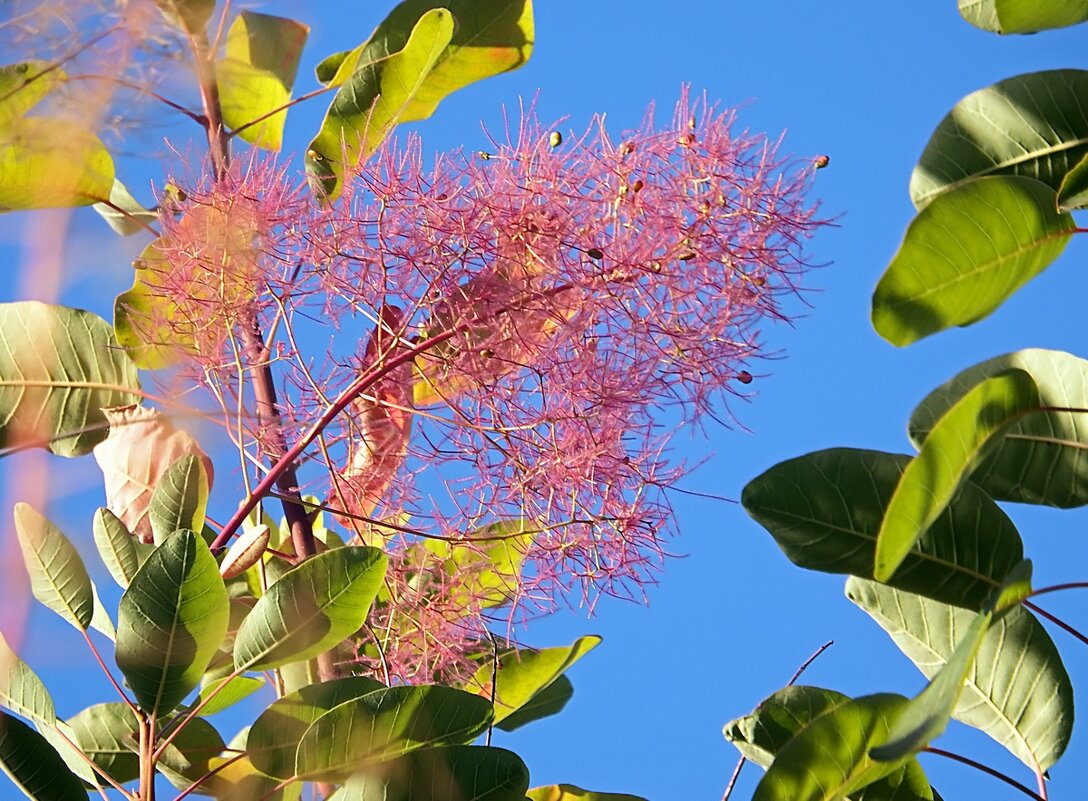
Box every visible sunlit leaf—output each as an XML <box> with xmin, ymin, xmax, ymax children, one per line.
<box><xmin>0</xmin><ymin>302</ymin><xmax>140</xmax><ymax>457</ymax></box>
<box><xmin>294</xmin><ymin>685</ymin><xmax>493</xmax><ymax>780</ymax></box>
<box><xmin>115</xmin><ymin>530</ymin><xmax>230</xmax><ymax>714</ymax></box>
<box><xmin>496</xmin><ymin>674</ymin><xmax>572</xmax><ymax>732</ymax></box>
<box><xmin>218</xmin><ymin>11</ymin><xmax>309</xmax><ymax>150</ymax></box>
<box><xmin>113</xmin><ymin>238</ymin><xmax>194</xmax><ymax>370</ymax></box>
<box><xmin>233</xmin><ymin>546</ymin><xmax>387</xmax><ymax>671</ymax></box>
<box><xmin>0</xmin><ymin>711</ymin><xmax>86</xmax><ymax>801</ymax></box>
<box><xmin>248</xmin><ymin>676</ymin><xmax>387</xmax><ymax>779</ymax></box>
<box><xmin>873</xmin><ymin>176</ymin><xmax>1074</xmax><ymax>346</ymax></box>
<box><xmin>910</xmin><ymin>349</ymin><xmax>1088</xmax><ymax>508</ymax></box>
<box><xmin>0</xmin><ymin>62</ymin><xmax>65</xmax><ymax>122</ymax></box>
<box><xmin>911</xmin><ymin>70</ymin><xmax>1088</xmax><ymax>207</ymax></box>
<box><xmin>742</xmin><ymin>448</ymin><xmax>1023</xmax><ymax>609</ymax></box>
<box><xmin>752</xmin><ymin>694</ymin><xmax>911</xmax><ymax>801</ymax></box>
<box><xmin>219</xmin><ymin>524</ymin><xmax>270</xmax><ymax>579</ymax></box>
<box><xmin>330</xmin><ymin>746</ymin><xmax>530</xmax><ymax>801</ymax></box>
<box><xmin>0</xmin><ymin>116</ymin><xmax>113</xmax><ymax>210</ymax></box>
<box><xmin>94</xmin><ymin>406</ymin><xmax>214</xmax><ymax>544</ymax></box>
<box><xmin>526</xmin><ymin>786</ymin><xmax>649</xmax><ymax>801</ymax></box>
<box><xmin>92</xmin><ymin>507</ymin><xmax>139</xmax><ymax>589</ymax></box>
<box><xmin>847</xmin><ymin>578</ymin><xmax>1073</xmax><ymax>771</ymax></box>
<box><xmin>958</xmin><ymin>0</ymin><xmax>1088</xmax><ymax>34</ymax></box>
<box><xmin>13</xmin><ymin>503</ymin><xmax>93</xmax><ymax>631</ymax></box>
<box><xmin>148</xmin><ymin>454</ymin><xmax>210</xmax><ymax>545</ymax></box>
<box><xmin>874</xmin><ymin>370</ymin><xmax>1039</xmax><ymax>581</ymax></box>
<box><xmin>0</xmin><ymin>633</ymin><xmax>54</xmax><ymax>728</ymax></box>
<box><xmin>89</xmin><ymin>582</ymin><xmax>115</xmax><ymax>642</ymax></box>
<box><xmin>725</xmin><ymin>686</ymin><xmax>937</xmax><ymax>801</ymax></box>
<box><xmin>307</xmin><ymin>9</ymin><xmax>453</xmax><ymax>200</ymax></box>
<box><xmin>465</xmin><ymin>635</ymin><xmax>600</xmax><ymax>725</ymax></box>
<box><xmin>196</xmin><ymin>674</ymin><xmax>265</xmax><ymax>716</ymax></box>
<box><xmin>425</xmin><ymin>519</ymin><xmax>532</xmax><ymax>608</ymax></box>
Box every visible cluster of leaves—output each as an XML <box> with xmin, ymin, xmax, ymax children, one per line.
<box><xmin>726</xmin><ymin>4</ymin><xmax>1088</xmax><ymax>800</ymax></box>
<box><xmin>0</xmin><ymin>0</ymin><xmax>825</xmax><ymax>800</ymax></box>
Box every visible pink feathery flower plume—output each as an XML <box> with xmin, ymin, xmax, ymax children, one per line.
<box><xmin>154</xmin><ymin>89</ymin><xmax>827</xmax><ymax>682</ymax></box>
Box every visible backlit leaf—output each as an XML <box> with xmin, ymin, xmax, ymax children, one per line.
<box><xmin>13</xmin><ymin>503</ymin><xmax>93</xmax><ymax>631</ymax></box>
<box><xmin>148</xmin><ymin>454</ymin><xmax>210</xmax><ymax>544</ymax></box>
<box><xmin>527</xmin><ymin>787</ymin><xmax>647</xmax><ymax>801</ymax></box>
<box><xmin>0</xmin><ymin>116</ymin><xmax>113</xmax><ymax>210</ymax></box>
<box><xmin>0</xmin><ymin>711</ymin><xmax>86</xmax><ymax>801</ymax></box>
<box><xmin>0</xmin><ymin>633</ymin><xmax>54</xmax><ymax>728</ymax></box>
<box><xmin>873</xmin><ymin>177</ymin><xmax>1074</xmax><ymax>346</ymax></box>
<box><xmin>465</xmin><ymin>635</ymin><xmax>600</xmax><ymax>725</ymax></box>
<box><xmin>92</xmin><ymin>507</ymin><xmax>139</xmax><ymax>589</ymax></box>
<box><xmin>0</xmin><ymin>302</ymin><xmax>139</xmax><ymax>457</ymax></box>
<box><xmin>847</xmin><ymin>578</ymin><xmax>1073</xmax><ymax>771</ymax></box>
<box><xmin>751</xmin><ymin>694</ymin><xmax>911</xmax><ymax>801</ymax></box>
<box><xmin>874</xmin><ymin>370</ymin><xmax>1039</xmax><ymax>581</ymax></box>
<box><xmin>218</xmin><ymin>11</ymin><xmax>309</xmax><ymax>150</ymax></box>
<box><xmin>958</xmin><ymin>0</ymin><xmax>1088</xmax><ymax>34</ymax></box>
<box><xmin>0</xmin><ymin>62</ymin><xmax>65</xmax><ymax>122</ymax></box>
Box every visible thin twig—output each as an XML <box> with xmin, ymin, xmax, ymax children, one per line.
<box><xmin>925</xmin><ymin>746</ymin><xmax>1044</xmax><ymax>801</ymax></box>
<box><xmin>721</xmin><ymin>640</ymin><xmax>833</xmax><ymax>801</ymax></box>
<box><xmin>1024</xmin><ymin>600</ymin><xmax>1088</xmax><ymax>647</ymax></box>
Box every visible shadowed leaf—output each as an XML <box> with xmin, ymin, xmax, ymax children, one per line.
<box><xmin>496</xmin><ymin>674</ymin><xmax>572</xmax><ymax>732</ymax></box>
<box><xmin>742</xmin><ymin>448</ymin><xmax>1023</xmax><ymax>609</ymax></box>
<box><xmin>115</xmin><ymin>530</ymin><xmax>229</xmax><ymax>715</ymax></box>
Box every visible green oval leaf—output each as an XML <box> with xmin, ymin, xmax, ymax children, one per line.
<box><xmin>332</xmin><ymin>746</ymin><xmax>530</xmax><ymax>801</ymax></box>
<box><xmin>196</xmin><ymin>674</ymin><xmax>264</xmax><ymax>716</ymax></box>
<box><xmin>752</xmin><ymin>694</ymin><xmax>911</xmax><ymax>801</ymax></box>
<box><xmin>0</xmin><ymin>633</ymin><xmax>54</xmax><ymax>728</ymax></box>
<box><xmin>13</xmin><ymin>503</ymin><xmax>94</xmax><ymax>631</ymax></box>
<box><xmin>92</xmin><ymin>507</ymin><xmax>139</xmax><ymax>589</ymax></box>
<box><xmin>870</xmin><ymin>610</ymin><xmax>993</xmax><ymax>762</ymax></box>
<box><xmin>958</xmin><ymin>0</ymin><xmax>1088</xmax><ymax>34</ymax></box>
<box><xmin>847</xmin><ymin>578</ymin><xmax>1073</xmax><ymax>771</ymax></box>
<box><xmin>495</xmin><ymin>674</ymin><xmax>572</xmax><ymax>732</ymax></box>
<box><xmin>911</xmin><ymin>70</ymin><xmax>1088</xmax><ymax>207</ymax></box>
<box><xmin>307</xmin><ymin>8</ymin><xmax>454</xmax><ymax>200</ymax></box>
<box><xmin>910</xmin><ymin>349</ymin><xmax>1088</xmax><ymax>508</ymax></box>
<box><xmin>248</xmin><ymin>676</ymin><xmax>387</xmax><ymax>780</ymax></box>
<box><xmin>0</xmin><ymin>116</ymin><xmax>113</xmax><ymax>210</ymax></box>
<box><xmin>308</xmin><ymin>0</ymin><xmax>533</xmax><ymax>200</ymax></box>
<box><xmin>725</xmin><ymin>686</ymin><xmax>937</xmax><ymax>801</ymax></box>
<box><xmin>874</xmin><ymin>370</ymin><xmax>1040</xmax><ymax>581</ymax></box>
<box><xmin>233</xmin><ymin>546</ymin><xmax>387</xmax><ymax>671</ymax></box>
<box><xmin>465</xmin><ymin>635</ymin><xmax>601</xmax><ymax>725</ymax></box>
<box><xmin>0</xmin><ymin>302</ymin><xmax>140</xmax><ymax>457</ymax></box>
<box><xmin>294</xmin><ymin>685</ymin><xmax>493</xmax><ymax>781</ymax></box>
<box><xmin>149</xmin><ymin>454</ymin><xmax>210</xmax><ymax>545</ymax></box>
<box><xmin>0</xmin><ymin>62</ymin><xmax>66</xmax><ymax>122</ymax></box>
<box><xmin>873</xmin><ymin>176</ymin><xmax>1074</xmax><ymax>346</ymax></box>
<box><xmin>0</xmin><ymin>711</ymin><xmax>86</xmax><ymax>801</ymax></box>
<box><xmin>115</xmin><ymin>529</ymin><xmax>230</xmax><ymax>715</ymax></box>
<box><xmin>742</xmin><ymin>448</ymin><xmax>1024</xmax><ymax>609</ymax></box>
<box><xmin>1057</xmin><ymin>150</ymin><xmax>1088</xmax><ymax>210</ymax></box>
<box><xmin>218</xmin><ymin>11</ymin><xmax>309</xmax><ymax>150</ymax></box>
<box><xmin>527</xmin><ymin>787</ymin><xmax>648</xmax><ymax>801</ymax></box>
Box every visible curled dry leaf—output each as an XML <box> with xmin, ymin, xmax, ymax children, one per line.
<box><xmin>332</xmin><ymin>307</ymin><xmax>413</xmax><ymax>532</ymax></box>
<box><xmin>93</xmin><ymin>405</ymin><xmax>214</xmax><ymax>543</ymax></box>
<box><xmin>219</xmin><ymin>524</ymin><xmax>270</xmax><ymax>579</ymax></box>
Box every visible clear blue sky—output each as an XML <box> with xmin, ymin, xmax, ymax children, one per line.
<box><xmin>3</xmin><ymin>2</ymin><xmax>1088</xmax><ymax>800</ymax></box>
